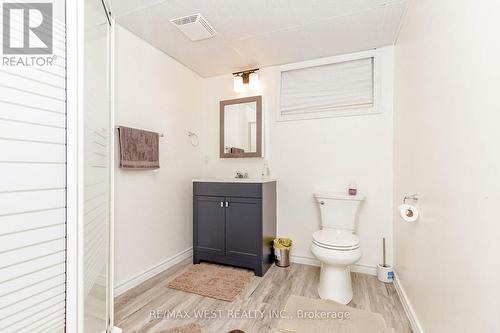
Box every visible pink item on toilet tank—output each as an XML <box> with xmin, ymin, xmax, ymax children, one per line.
<box><xmin>348</xmin><ymin>181</ymin><xmax>357</xmax><ymax>196</ymax></box>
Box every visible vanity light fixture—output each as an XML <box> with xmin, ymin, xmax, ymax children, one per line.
<box><xmin>233</xmin><ymin>74</ymin><xmax>244</xmax><ymax>92</ymax></box>
<box><xmin>249</xmin><ymin>71</ymin><xmax>259</xmax><ymax>90</ymax></box>
<box><xmin>232</xmin><ymin>69</ymin><xmax>259</xmax><ymax>92</ymax></box>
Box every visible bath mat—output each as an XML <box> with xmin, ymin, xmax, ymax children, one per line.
<box><xmin>158</xmin><ymin>323</ymin><xmax>201</xmax><ymax>333</ymax></box>
<box><xmin>167</xmin><ymin>264</ymin><xmax>253</xmax><ymax>302</ymax></box>
<box><xmin>274</xmin><ymin>295</ymin><xmax>388</xmax><ymax>333</ymax></box>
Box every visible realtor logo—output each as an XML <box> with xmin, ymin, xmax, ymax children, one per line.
<box><xmin>2</xmin><ymin>2</ymin><xmax>53</xmax><ymax>54</ymax></box>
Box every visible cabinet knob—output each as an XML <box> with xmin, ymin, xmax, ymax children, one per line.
<box><xmin>225</xmin><ymin>201</ymin><xmax>229</xmax><ymax>207</ymax></box>
<box><xmin>220</xmin><ymin>202</ymin><xmax>224</xmax><ymax>207</ymax></box>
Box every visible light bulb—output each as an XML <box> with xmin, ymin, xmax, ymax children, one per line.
<box><xmin>233</xmin><ymin>75</ymin><xmax>244</xmax><ymax>92</ymax></box>
<box><xmin>249</xmin><ymin>72</ymin><xmax>259</xmax><ymax>90</ymax></box>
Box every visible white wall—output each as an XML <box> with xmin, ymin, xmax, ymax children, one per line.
<box><xmin>114</xmin><ymin>25</ymin><xmax>203</xmax><ymax>288</ymax></box>
<box><xmin>394</xmin><ymin>1</ymin><xmax>500</xmax><ymax>332</ymax></box>
<box><xmin>200</xmin><ymin>47</ymin><xmax>394</xmax><ymax>270</ymax></box>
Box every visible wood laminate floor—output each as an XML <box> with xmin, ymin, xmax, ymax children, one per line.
<box><xmin>115</xmin><ymin>259</ymin><xmax>412</xmax><ymax>333</ymax></box>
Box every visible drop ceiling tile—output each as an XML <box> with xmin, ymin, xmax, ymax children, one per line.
<box><xmin>231</xmin><ymin>7</ymin><xmax>384</xmax><ymax>68</ymax></box>
<box><xmin>188</xmin><ymin>0</ymin><xmax>301</xmax><ymax>41</ymax></box>
<box><xmin>287</xmin><ymin>0</ymin><xmax>402</xmax><ymax>25</ymax></box>
<box><xmin>378</xmin><ymin>1</ymin><xmax>408</xmax><ymax>45</ymax></box>
<box><xmin>119</xmin><ymin>0</ymin><xmax>202</xmax><ymax>25</ymax></box>
<box><xmin>110</xmin><ymin>0</ymin><xmax>160</xmax><ymax>16</ymax></box>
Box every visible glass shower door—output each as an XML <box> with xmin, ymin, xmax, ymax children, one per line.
<box><xmin>83</xmin><ymin>0</ymin><xmax>111</xmax><ymax>332</ymax></box>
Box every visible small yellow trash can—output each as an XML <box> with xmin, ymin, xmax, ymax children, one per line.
<box><xmin>273</xmin><ymin>238</ymin><xmax>292</xmax><ymax>267</ymax></box>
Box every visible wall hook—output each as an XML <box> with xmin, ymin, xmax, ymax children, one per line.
<box><xmin>188</xmin><ymin>131</ymin><xmax>199</xmax><ymax>147</ymax></box>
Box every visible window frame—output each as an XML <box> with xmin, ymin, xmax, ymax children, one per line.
<box><xmin>276</xmin><ymin>49</ymin><xmax>381</xmax><ymax>122</ymax></box>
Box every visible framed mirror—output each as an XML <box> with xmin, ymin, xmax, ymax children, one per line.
<box><xmin>220</xmin><ymin>96</ymin><xmax>262</xmax><ymax>158</ymax></box>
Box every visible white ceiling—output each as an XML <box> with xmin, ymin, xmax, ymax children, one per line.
<box><xmin>110</xmin><ymin>0</ymin><xmax>408</xmax><ymax>77</ymax></box>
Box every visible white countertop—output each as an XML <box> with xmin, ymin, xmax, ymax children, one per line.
<box><xmin>192</xmin><ymin>178</ymin><xmax>277</xmax><ymax>183</ymax></box>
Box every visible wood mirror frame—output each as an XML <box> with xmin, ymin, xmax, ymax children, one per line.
<box><xmin>220</xmin><ymin>95</ymin><xmax>262</xmax><ymax>158</ymax></box>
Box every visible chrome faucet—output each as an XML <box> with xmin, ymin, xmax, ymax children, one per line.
<box><xmin>235</xmin><ymin>171</ymin><xmax>249</xmax><ymax>178</ymax></box>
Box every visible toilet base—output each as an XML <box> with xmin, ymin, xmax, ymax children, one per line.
<box><xmin>318</xmin><ymin>264</ymin><xmax>353</xmax><ymax>304</ymax></box>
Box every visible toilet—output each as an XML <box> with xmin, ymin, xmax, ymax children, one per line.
<box><xmin>311</xmin><ymin>191</ymin><xmax>365</xmax><ymax>304</ymax></box>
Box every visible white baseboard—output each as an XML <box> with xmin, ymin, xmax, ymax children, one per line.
<box><xmin>114</xmin><ymin>247</ymin><xmax>193</xmax><ymax>297</ymax></box>
<box><xmin>350</xmin><ymin>263</ymin><xmax>377</xmax><ymax>276</ymax></box>
<box><xmin>290</xmin><ymin>254</ymin><xmax>377</xmax><ymax>276</ymax></box>
<box><xmin>290</xmin><ymin>254</ymin><xmax>321</xmax><ymax>267</ymax></box>
<box><xmin>393</xmin><ymin>271</ymin><xmax>425</xmax><ymax>333</ymax></box>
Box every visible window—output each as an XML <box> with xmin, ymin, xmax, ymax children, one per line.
<box><xmin>278</xmin><ymin>52</ymin><xmax>378</xmax><ymax>121</ymax></box>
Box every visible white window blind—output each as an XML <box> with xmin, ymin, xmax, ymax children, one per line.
<box><xmin>280</xmin><ymin>57</ymin><xmax>374</xmax><ymax>118</ymax></box>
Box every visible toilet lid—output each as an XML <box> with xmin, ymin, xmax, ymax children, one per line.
<box><xmin>312</xmin><ymin>230</ymin><xmax>360</xmax><ymax>249</ymax></box>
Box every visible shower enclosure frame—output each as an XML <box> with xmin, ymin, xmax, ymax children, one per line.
<box><xmin>66</xmin><ymin>0</ymin><xmax>116</xmax><ymax>332</ymax></box>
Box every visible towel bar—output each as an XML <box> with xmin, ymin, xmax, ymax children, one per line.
<box><xmin>116</xmin><ymin>127</ymin><xmax>164</xmax><ymax>137</ymax></box>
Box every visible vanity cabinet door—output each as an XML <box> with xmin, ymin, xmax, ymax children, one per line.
<box><xmin>194</xmin><ymin>196</ymin><xmax>225</xmax><ymax>255</ymax></box>
<box><xmin>225</xmin><ymin>197</ymin><xmax>262</xmax><ymax>260</ymax></box>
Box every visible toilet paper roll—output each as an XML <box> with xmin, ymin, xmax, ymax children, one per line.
<box><xmin>377</xmin><ymin>264</ymin><xmax>394</xmax><ymax>283</ymax></box>
<box><xmin>399</xmin><ymin>204</ymin><xmax>419</xmax><ymax>222</ymax></box>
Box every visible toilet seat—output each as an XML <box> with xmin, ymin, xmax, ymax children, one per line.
<box><xmin>312</xmin><ymin>230</ymin><xmax>360</xmax><ymax>250</ymax></box>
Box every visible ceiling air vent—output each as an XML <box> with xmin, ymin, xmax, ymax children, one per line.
<box><xmin>170</xmin><ymin>14</ymin><xmax>217</xmax><ymax>41</ymax></box>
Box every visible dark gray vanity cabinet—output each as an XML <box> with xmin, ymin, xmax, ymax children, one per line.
<box><xmin>194</xmin><ymin>196</ymin><xmax>226</xmax><ymax>255</ymax></box>
<box><xmin>193</xmin><ymin>181</ymin><xmax>276</xmax><ymax>276</ymax></box>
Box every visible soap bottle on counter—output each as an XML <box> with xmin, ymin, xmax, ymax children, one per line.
<box><xmin>261</xmin><ymin>160</ymin><xmax>271</xmax><ymax>179</ymax></box>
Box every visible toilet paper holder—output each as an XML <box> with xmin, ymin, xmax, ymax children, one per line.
<box><xmin>403</xmin><ymin>194</ymin><xmax>419</xmax><ymax>204</ymax></box>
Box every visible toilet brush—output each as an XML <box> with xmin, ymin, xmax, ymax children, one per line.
<box><xmin>377</xmin><ymin>237</ymin><xmax>394</xmax><ymax>283</ymax></box>
<box><xmin>383</xmin><ymin>238</ymin><xmax>386</xmax><ymax>267</ymax></box>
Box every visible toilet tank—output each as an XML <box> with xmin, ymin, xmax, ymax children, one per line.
<box><xmin>314</xmin><ymin>191</ymin><xmax>365</xmax><ymax>231</ymax></box>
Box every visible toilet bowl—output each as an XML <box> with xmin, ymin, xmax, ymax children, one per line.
<box><xmin>311</xmin><ymin>229</ymin><xmax>361</xmax><ymax>304</ymax></box>
<box><xmin>311</xmin><ymin>191</ymin><xmax>365</xmax><ymax>304</ymax></box>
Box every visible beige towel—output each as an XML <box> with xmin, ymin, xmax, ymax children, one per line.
<box><xmin>230</xmin><ymin>147</ymin><xmax>245</xmax><ymax>154</ymax></box>
<box><xmin>118</xmin><ymin>126</ymin><xmax>160</xmax><ymax>169</ymax></box>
